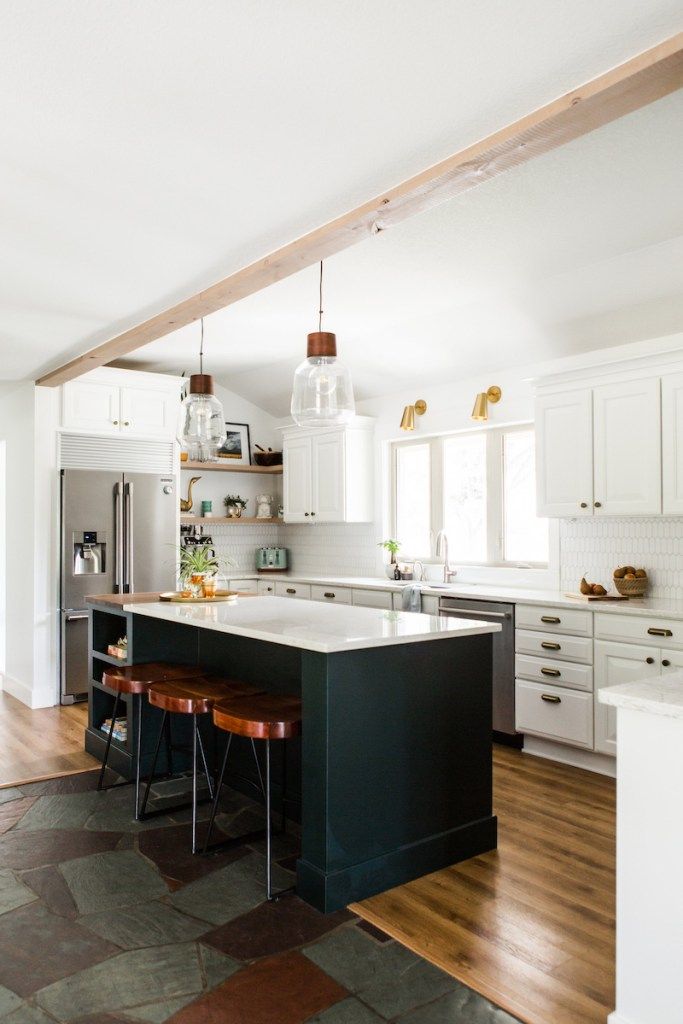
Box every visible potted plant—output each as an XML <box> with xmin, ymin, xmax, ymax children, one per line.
<box><xmin>379</xmin><ymin>538</ymin><xmax>401</xmax><ymax>579</ymax></box>
<box><xmin>224</xmin><ymin>494</ymin><xmax>248</xmax><ymax>518</ymax></box>
<box><xmin>178</xmin><ymin>544</ymin><xmax>223</xmax><ymax>596</ymax></box>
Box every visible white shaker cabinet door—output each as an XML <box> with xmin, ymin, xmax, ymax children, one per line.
<box><xmin>283</xmin><ymin>435</ymin><xmax>312</xmax><ymax>523</ymax></box>
<box><xmin>535</xmin><ymin>390</ymin><xmax>593</xmax><ymax>517</ymax></box>
<box><xmin>311</xmin><ymin>431</ymin><xmax>345</xmax><ymax>522</ymax></box>
<box><xmin>119</xmin><ymin>386</ymin><xmax>178</xmax><ymax>438</ymax></box>
<box><xmin>662</xmin><ymin>371</ymin><xmax>683</xmax><ymax>514</ymax></box>
<box><xmin>594</xmin><ymin>640</ymin><xmax>660</xmax><ymax>756</ymax></box>
<box><xmin>62</xmin><ymin>380</ymin><xmax>121</xmax><ymax>433</ymax></box>
<box><xmin>592</xmin><ymin>377</ymin><xmax>661</xmax><ymax>516</ymax></box>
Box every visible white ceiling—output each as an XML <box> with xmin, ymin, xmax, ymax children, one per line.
<box><xmin>1</xmin><ymin>1</ymin><xmax>682</xmax><ymax>388</ymax></box>
<box><xmin>120</xmin><ymin>89</ymin><xmax>683</xmax><ymax>413</ymax></box>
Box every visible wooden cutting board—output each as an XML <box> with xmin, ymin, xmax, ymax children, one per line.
<box><xmin>564</xmin><ymin>592</ymin><xmax>628</xmax><ymax>602</ymax></box>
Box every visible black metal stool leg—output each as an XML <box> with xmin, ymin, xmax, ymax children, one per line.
<box><xmin>98</xmin><ymin>691</ymin><xmax>120</xmax><ymax>791</ymax></box>
<box><xmin>266</xmin><ymin>738</ymin><xmax>273</xmax><ymax>900</ymax></box>
<box><xmin>191</xmin><ymin>721</ymin><xmax>199</xmax><ymax>854</ymax></box>
<box><xmin>138</xmin><ymin>710</ymin><xmax>167</xmax><ymax>819</ymax></box>
<box><xmin>250</xmin><ymin>738</ymin><xmax>266</xmax><ymax>800</ymax></box>
<box><xmin>164</xmin><ymin>714</ymin><xmax>173</xmax><ymax>777</ymax></box>
<box><xmin>196</xmin><ymin>723</ymin><xmax>214</xmax><ymax>801</ymax></box>
<box><xmin>203</xmin><ymin>733</ymin><xmax>232</xmax><ymax>854</ymax></box>
<box><xmin>134</xmin><ymin>694</ymin><xmax>143</xmax><ymax>820</ymax></box>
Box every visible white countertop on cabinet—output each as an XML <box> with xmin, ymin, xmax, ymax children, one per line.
<box><xmin>232</xmin><ymin>573</ymin><xmax>683</xmax><ymax>619</ymax></box>
<box><xmin>599</xmin><ymin>670</ymin><xmax>683</xmax><ymax>720</ymax></box>
<box><xmin>124</xmin><ymin>596</ymin><xmax>501</xmax><ymax>654</ymax></box>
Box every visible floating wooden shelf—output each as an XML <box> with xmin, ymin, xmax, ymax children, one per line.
<box><xmin>180</xmin><ymin>515</ymin><xmax>280</xmax><ymax>525</ymax></box>
<box><xmin>180</xmin><ymin>461</ymin><xmax>282</xmax><ymax>475</ymax></box>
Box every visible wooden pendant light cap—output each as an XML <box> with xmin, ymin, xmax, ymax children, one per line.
<box><xmin>307</xmin><ymin>332</ymin><xmax>337</xmax><ymax>358</ymax></box>
<box><xmin>189</xmin><ymin>374</ymin><xmax>215</xmax><ymax>396</ymax></box>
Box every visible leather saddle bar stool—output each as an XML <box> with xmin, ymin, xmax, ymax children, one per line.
<box><xmin>204</xmin><ymin>692</ymin><xmax>302</xmax><ymax>900</ymax></box>
<box><xmin>139</xmin><ymin>676</ymin><xmax>265</xmax><ymax>853</ymax></box>
<box><xmin>99</xmin><ymin>662</ymin><xmax>204</xmax><ymax>819</ymax></box>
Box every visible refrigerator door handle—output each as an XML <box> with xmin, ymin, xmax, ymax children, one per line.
<box><xmin>124</xmin><ymin>481</ymin><xmax>134</xmax><ymax>593</ymax></box>
<box><xmin>114</xmin><ymin>482</ymin><xmax>123</xmax><ymax>593</ymax></box>
<box><xmin>65</xmin><ymin>613</ymin><xmax>89</xmax><ymax>622</ymax></box>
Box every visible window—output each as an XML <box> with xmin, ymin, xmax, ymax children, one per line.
<box><xmin>392</xmin><ymin>425</ymin><xmax>549</xmax><ymax>566</ymax></box>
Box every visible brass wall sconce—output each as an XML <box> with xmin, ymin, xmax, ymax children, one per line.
<box><xmin>471</xmin><ymin>385</ymin><xmax>502</xmax><ymax>421</ymax></box>
<box><xmin>400</xmin><ymin>399</ymin><xmax>427</xmax><ymax>431</ymax></box>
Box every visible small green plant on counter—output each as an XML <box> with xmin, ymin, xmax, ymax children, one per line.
<box><xmin>224</xmin><ymin>494</ymin><xmax>248</xmax><ymax>509</ymax></box>
<box><xmin>178</xmin><ymin>544</ymin><xmax>221</xmax><ymax>583</ymax></box>
<box><xmin>379</xmin><ymin>538</ymin><xmax>401</xmax><ymax>564</ymax></box>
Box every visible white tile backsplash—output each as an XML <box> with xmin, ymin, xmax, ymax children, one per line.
<box><xmin>559</xmin><ymin>517</ymin><xmax>683</xmax><ymax>600</ymax></box>
<box><xmin>284</xmin><ymin>523</ymin><xmax>380</xmax><ymax>577</ymax></box>
<box><xmin>207</xmin><ymin>522</ymin><xmax>285</xmax><ymax>575</ymax></box>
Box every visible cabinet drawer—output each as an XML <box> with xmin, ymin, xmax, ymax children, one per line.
<box><xmin>594</xmin><ymin>612</ymin><xmax>683</xmax><ymax>650</ymax></box>
<box><xmin>310</xmin><ymin>585</ymin><xmax>353</xmax><ymax>605</ymax></box>
<box><xmin>257</xmin><ymin>580</ymin><xmax>276</xmax><ymax>596</ymax></box>
<box><xmin>515</xmin><ymin>629</ymin><xmax>593</xmax><ymax>664</ymax></box>
<box><xmin>275</xmin><ymin>582</ymin><xmax>311</xmax><ymax>600</ymax></box>
<box><xmin>515</xmin><ymin>654</ymin><xmax>593</xmax><ymax>692</ymax></box>
<box><xmin>352</xmin><ymin>589</ymin><xmax>393</xmax><ymax>609</ymax></box>
<box><xmin>515</xmin><ymin>680</ymin><xmax>594</xmax><ymax>749</ymax></box>
<box><xmin>516</xmin><ymin>604</ymin><xmax>591</xmax><ymax>637</ymax></box>
<box><xmin>229</xmin><ymin>579</ymin><xmax>258</xmax><ymax>594</ymax></box>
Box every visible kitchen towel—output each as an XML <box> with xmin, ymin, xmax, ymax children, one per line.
<box><xmin>401</xmin><ymin>584</ymin><xmax>422</xmax><ymax>613</ymax></box>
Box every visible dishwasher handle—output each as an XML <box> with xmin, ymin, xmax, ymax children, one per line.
<box><xmin>439</xmin><ymin>607</ymin><xmax>511</xmax><ymax>620</ymax></box>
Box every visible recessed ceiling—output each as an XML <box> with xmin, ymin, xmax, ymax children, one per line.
<box><xmin>118</xmin><ymin>90</ymin><xmax>683</xmax><ymax>414</ymax></box>
<box><xmin>1</xmin><ymin>1</ymin><xmax>681</xmax><ymax>382</ymax></box>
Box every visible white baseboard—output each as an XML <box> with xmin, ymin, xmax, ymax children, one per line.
<box><xmin>1</xmin><ymin>672</ymin><xmax>33</xmax><ymax>708</ymax></box>
<box><xmin>523</xmin><ymin>736</ymin><xmax>616</xmax><ymax>778</ymax></box>
<box><xmin>608</xmin><ymin>1012</ymin><xmax>636</xmax><ymax>1024</ymax></box>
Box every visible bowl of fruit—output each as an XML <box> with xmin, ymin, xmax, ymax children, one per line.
<box><xmin>613</xmin><ymin>565</ymin><xmax>648</xmax><ymax>598</ymax></box>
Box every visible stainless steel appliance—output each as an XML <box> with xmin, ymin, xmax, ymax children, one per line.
<box><xmin>60</xmin><ymin>469</ymin><xmax>177</xmax><ymax>703</ymax></box>
<box><xmin>439</xmin><ymin>596</ymin><xmax>519</xmax><ymax>745</ymax></box>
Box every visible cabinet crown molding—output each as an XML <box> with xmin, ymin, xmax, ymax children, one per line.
<box><xmin>534</xmin><ymin>347</ymin><xmax>683</xmax><ymax>394</ymax></box>
<box><xmin>64</xmin><ymin>365</ymin><xmax>184</xmax><ymax>392</ymax></box>
<box><xmin>280</xmin><ymin>415</ymin><xmax>375</xmax><ymax>438</ymax></box>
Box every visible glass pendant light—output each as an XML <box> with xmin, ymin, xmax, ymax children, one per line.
<box><xmin>178</xmin><ymin>318</ymin><xmax>226</xmax><ymax>462</ymax></box>
<box><xmin>290</xmin><ymin>261</ymin><xmax>355</xmax><ymax>427</ymax></box>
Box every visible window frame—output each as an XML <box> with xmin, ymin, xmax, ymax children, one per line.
<box><xmin>391</xmin><ymin>423</ymin><xmax>549</xmax><ymax>569</ymax></box>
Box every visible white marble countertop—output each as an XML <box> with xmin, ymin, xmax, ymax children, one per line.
<box><xmin>229</xmin><ymin>572</ymin><xmax>683</xmax><ymax>619</ymax></box>
<box><xmin>599</xmin><ymin>670</ymin><xmax>683</xmax><ymax>720</ymax></box>
<box><xmin>124</xmin><ymin>596</ymin><xmax>501</xmax><ymax>654</ymax></box>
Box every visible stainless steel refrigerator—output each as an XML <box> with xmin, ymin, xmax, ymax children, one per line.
<box><xmin>60</xmin><ymin>469</ymin><xmax>177</xmax><ymax>703</ymax></box>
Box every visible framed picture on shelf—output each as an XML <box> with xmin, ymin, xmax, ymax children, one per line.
<box><xmin>217</xmin><ymin>422</ymin><xmax>251</xmax><ymax>465</ymax></box>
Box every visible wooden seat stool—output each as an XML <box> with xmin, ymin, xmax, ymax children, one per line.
<box><xmin>98</xmin><ymin>661</ymin><xmax>204</xmax><ymax>818</ymax></box>
<box><xmin>139</xmin><ymin>676</ymin><xmax>264</xmax><ymax>853</ymax></box>
<box><xmin>204</xmin><ymin>693</ymin><xmax>302</xmax><ymax>900</ymax></box>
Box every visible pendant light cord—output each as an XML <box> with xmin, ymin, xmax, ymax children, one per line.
<box><xmin>199</xmin><ymin>317</ymin><xmax>204</xmax><ymax>376</ymax></box>
<box><xmin>318</xmin><ymin>261</ymin><xmax>323</xmax><ymax>332</ymax></box>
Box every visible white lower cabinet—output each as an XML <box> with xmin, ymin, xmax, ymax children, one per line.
<box><xmin>229</xmin><ymin>579</ymin><xmax>258</xmax><ymax>594</ymax></box>
<box><xmin>594</xmin><ymin>640</ymin><xmax>659</xmax><ymax>754</ymax></box>
<box><xmin>258</xmin><ymin>580</ymin><xmax>276</xmax><ymax>596</ymax></box>
<box><xmin>515</xmin><ymin>680</ymin><xmax>594</xmax><ymax>749</ymax></box>
<box><xmin>310</xmin><ymin>585</ymin><xmax>352</xmax><ymax>604</ymax></box>
<box><xmin>275</xmin><ymin>582</ymin><xmax>311</xmax><ymax>600</ymax></box>
<box><xmin>515</xmin><ymin>654</ymin><xmax>593</xmax><ymax>693</ymax></box>
<box><xmin>352</xmin><ymin>589</ymin><xmax>392</xmax><ymax>609</ymax></box>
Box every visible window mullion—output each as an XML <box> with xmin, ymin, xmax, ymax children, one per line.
<box><xmin>431</xmin><ymin>437</ymin><xmax>443</xmax><ymax>558</ymax></box>
<box><xmin>486</xmin><ymin>430</ymin><xmax>503</xmax><ymax>563</ymax></box>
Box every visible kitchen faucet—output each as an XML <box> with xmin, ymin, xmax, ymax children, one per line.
<box><xmin>435</xmin><ymin>531</ymin><xmax>457</xmax><ymax>583</ymax></box>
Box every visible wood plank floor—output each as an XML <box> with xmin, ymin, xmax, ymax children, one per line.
<box><xmin>351</xmin><ymin>746</ymin><xmax>616</xmax><ymax>1024</ymax></box>
<box><xmin>0</xmin><ymin>691</ymin><xmax>97</xmax><ymax>787</ymax></box>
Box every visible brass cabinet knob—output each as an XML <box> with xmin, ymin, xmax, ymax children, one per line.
<box><xmin>594</xmin><ymin>501</ymin><xmax>602</xmax><ymax>508</ymax></box>
<box><xmin>580</xmin><ymin>502</ymin><xmax>588</xmax><ymax>508</ymax></box>
<box><xmin>304</xmin><ymin>512</ymin><xmax>310</xmax><ymax>516</ymax></box>
<box><xmin>311</xmin><ymin>512</ymin><xmax>316</xmax><ymax>516</ymax></box>
<box><xmin>112</xmin><ymin>420</ymin><xmax>119</xmax><ymax>425</ymax></box>
<box><xmin>123</xmin><ymin>420</ymin><xmax>130</xmax><ymax>426</ymax></box>
<box><xmin>662</xmin><ymin>659</ymin><xmax>671</xmax><ymax>667</ymax></box>
<box><xmin>646</xmin><ymin>657</ymin><xmax>655</xmax><ymax>664</ymax></box>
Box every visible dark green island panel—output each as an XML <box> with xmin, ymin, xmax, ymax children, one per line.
<box><xmin>87</xmin><ymin>598</ymin><xmax>497</xmax><ymax>913</ymax></box>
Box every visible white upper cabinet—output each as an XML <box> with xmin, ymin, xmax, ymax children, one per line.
<box><xmin>536</xmin><ymin>374</ymin><xmax>663</xmax><ymax>517</ymax></box>
<box><xmin>535</xmin><ymin>390</ymin><xmax>593</xmax><ymax>517</ymax></box>
<box><xmin>282</xmin><ymin>418</ymin><xmax>374</xmax><ymax>524</ymax></box>
<box><xmin>662</xmin><ymin>371</ymin><xmax>683</xmax><ymax>514</ymax></box>
<box><xmin>592</xmin><ymin>377</ymin><xmax>661</xmax><ymax>516</ymax></box>
<box><xmin>61</xmin><ymin>368</ymin><xmax>182</xmax><ymax>439</ymax></box>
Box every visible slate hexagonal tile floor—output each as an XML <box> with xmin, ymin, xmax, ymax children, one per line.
<box><xmin>0</xmin><ymin>770</ymin><xmax>520</xmax><ymax>1023</ymax></box>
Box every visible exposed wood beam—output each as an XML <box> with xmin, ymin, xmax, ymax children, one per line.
<box><xmin>38</xmin><ymin>31</ymin><xmax>683</xmax><ymax>387</ymax></box>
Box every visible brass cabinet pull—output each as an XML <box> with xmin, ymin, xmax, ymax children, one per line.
<box><xmin>646</xmin><ymin>657</ymin><xmax>655</xmax><ymax>664</ymax></box>
<box><xmin>594</xmin><ymin>501</ymin><xmax>602</xmax><ymax>508</ymax></box>
<box><xmin>541</xmin><ymin>694</ymin><xmax>562</xmax><ymax>704</ymax></box>
<box><xmin>286</xmin><ymin>588</ymin><xmax>296</xmax><ymax>594</ymax></box>
<box><xmin>541</xmin><ymin>615</ymin><xmax>561</xmax><ymax>624</ymax></box>
<box><xmin>541</xmin><ymin>667</ymin><xmax>561</xmax><ymax>677</ymax></box>
<box><xmin>324</xmin><ymin>592</ymin><xmax>336</xmax><ymax>599</ymax></box>
<box><xmin>311</xmin><ymin>512</ymin><xmax>316</xmax><ymax>516</ymax></box>
<box><xmin>541</xmin><ymin>641</ymin><xmax>561</xmax><ymax>650</ymax></box>
<box><xmin>647</xmin><ymin>627</ymin><xmax>673</xmax><ymax>637</ymax></box>
<box><xmin>662</xmin><ymin>659</ymin><xmax>671</xmax><ymax>667</ymax></box>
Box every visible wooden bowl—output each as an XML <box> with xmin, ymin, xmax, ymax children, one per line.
<box><xmin>613</xmin><ymin>575</ymin><xmax>648</xmax><ymax>597</ymax></box>
<box><xmin>253</xmin><ymin>451</ymin><xmax>283</xmax><ymax>466</ymax></box>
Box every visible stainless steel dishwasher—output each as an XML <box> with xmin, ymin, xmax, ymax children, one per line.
<box><xmin>439</xmin><ymin>597</ymin><xmax>519</xmax><ymax>746</ymax></box>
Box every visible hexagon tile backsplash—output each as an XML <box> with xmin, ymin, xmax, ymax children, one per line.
<box><xmin>559</xmin><ymin>517</ymin><xmax>683</xmax><ymax>600</ymax></box>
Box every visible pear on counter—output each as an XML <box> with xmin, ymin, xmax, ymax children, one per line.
<box><xmin>580</xmin><ymin>576</ymin><xmax>592</xmax><ymax>595</ymax></box>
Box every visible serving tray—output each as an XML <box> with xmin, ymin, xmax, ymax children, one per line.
<box><xmin>159</xmin><ymin>591</ymin><xmax>239</xmax><ymax>604</ymax></box>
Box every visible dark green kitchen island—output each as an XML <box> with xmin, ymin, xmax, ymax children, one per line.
<box><xmin>88</xmin><ymin>594</ymin><xmax>500</xmax><ymax>913</ymax></box>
